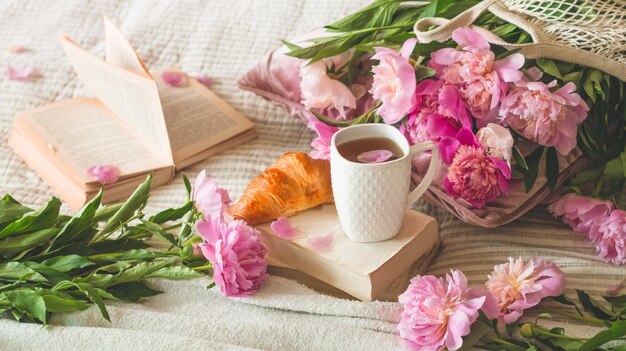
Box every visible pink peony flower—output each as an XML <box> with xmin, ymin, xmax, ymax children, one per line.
<box><xmin>192</xmin><ymin>170</ymin><xmax>232</xmax><ymax>219</ymax></box>
<box><xmin>589</xmin><ymin>210</ymin><xmax>626</xmax><ymax>265</ymax></box>
<box><xmin>548</xmin><ymin>193</ymin><xmax>614</xmax><ymax>233</ymax></box>
<box><xmin>86</xmin><ymin>165</ymin><xmax>120</xmax><ymax>185</ymax></box>
<box><xmin>485</xmin><ymin>257</ymin><xmax>566</xmax><ymax>324</ymax></box>
<box><xmin>160</xmin><ymin>70</ymin><xmax>189</xmax><ymax>87</ymax></box>
<box><xmin>369</xmin><ymin>38</ymin><xmax>418</xmax><ymax>124</ymax></box>
<box><xmin>401</xmin><ymin>79</ymin><xmax>470</xmax><ymax>145</ymax></box>
<box><xmin>195</xmin><ymin>215</ymin><xmax>268</xmax><ymax>297</ymax></box>
<box><xmin>440</xmin><ymin>128</ymin><xmax>511</xmax><ymax>208</ymax></box>
<box><xmin>476</xmin><ymin>123</ymin><xmax>514</xmax><ymax>165</ymax></box>
<box><xmin>430</xmin><ymin>28</ymin><xmax>524</xmax><ymax>119</ymax></box>
<box><xmin>398</xmin><ymin>270</ymin><xmax>487</xmax><ymax>351</ymax></box>
<box><xmin>499</xmin><ymin>78</ymin><xmax>589</xmax><ymax>155</ymax></box>
<box><xmin>309</xmin><ymin>118</ymin><xmax>339</xmax><ymax>160</ymax></box>
<box><xmin>300</xmin><ymin>52</ymin><xmax>356</xmax><ymax>120</ymax></box>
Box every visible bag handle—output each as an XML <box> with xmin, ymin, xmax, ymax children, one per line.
<box><xmin>413</xmin><ymin>0</ymin><xmax>626</xmax><ymax>82</ymax></box>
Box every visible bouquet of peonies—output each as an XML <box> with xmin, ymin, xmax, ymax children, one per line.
<box><xmin>271</xmin><ymin>0</ymin><xmax>625</xmax><ymax>261</ymax></box>
<box><xmin>398</xmin><ymin>257</ymin><xmax>626</xmax><ymax>350</ymax></box>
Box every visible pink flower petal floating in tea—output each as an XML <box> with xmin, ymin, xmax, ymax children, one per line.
<box><xmin>356</xmin><ymin>149</ymin><xmax>393</xmax><ymax>163</ymax></box>
<box><xmin>195</xmin><ymin>73</ymin><xmax>214</xmax><ymax>87</ymax></box>
<box><xmin>270</xmin><ymin>217</ymin><xmax>304</xmax><ymax>239</ymax></box>
<box><xmin>87</xmin><ymin>164</ymin><xmax>120</xmax><ymax>185</ymax></box>
<box><xmin>160</xmin><ymin>70</ymin><xmax>189</xmax><ymax>87</ymax></box>
<box><xmin>307</xmin><ymin>232</ymin><xmax>334</xmax><ymax>252</ymax></box>
<box><xmin>6</xmin><ymin>65</ymin><xmax>37</xmax><ymax>81</ymax></box>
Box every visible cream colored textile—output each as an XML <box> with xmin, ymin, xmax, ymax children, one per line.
<box><xmin>0</xmin><ymin>0</ymin><xmax>624</xmax><ymax>350</ymax></box>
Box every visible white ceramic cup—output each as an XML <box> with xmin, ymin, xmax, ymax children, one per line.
<box><xmin>330</xmin><ymin>124</ymin><xmax>439</xmax><ymax>242</ymax></box>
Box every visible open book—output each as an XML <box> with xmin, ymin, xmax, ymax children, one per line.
<box><xmin>8</xmin><ymin>18</ymin><xmax>256</xmax><ymax>209</ymax></box>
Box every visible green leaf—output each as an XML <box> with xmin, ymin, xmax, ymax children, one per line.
<box><xmin>0</xmin><ymin>261</ymin><xmax>47</xmax><ymax>282</ymax></box>
<box><xmin>324</xmin><ymin>0</ymin><xmax>399</xmax><ymax>32</ymax></box>
<box><xmin>0</xmin><ymin>194</ymin><xmax>32</xmax><ymax>228</ymax></box>
<box><xmin>546</xmin><ymin>148</ymin><xmax>559</xmax><ymax>191</ymax></box>
<box><xmin>536</xmin><ymin>58</ymin><xmax>562</xmax><ymax>79</ymax></box>
<box><xmin>42</xmin><ymin>294</ymin><xmax>90</xmax><ymax>313</ymax></box>
<box><xmin>71</xmin><ymin>274</ymin><xmax>114</xmax><ymax>289</ymax></box>
<box><xmin>604</xmin><ymin>293</ymin><xmax>626</xmax><ymax>306</ymax></box>
<box><xmin>41</xmin><ymin>254</ymin><xmax>95</xmax><ymax>273</ymax></box>
<box><xmin>137</xmin><ymin>222</ymin><xmax>177</xmax><ymax>246</ymax></box>
<box><xmin>459</xmin><ymin>321</ymin><xmax>490</xmax><ymax>350</ymax></box>
<box><xmin>570</xmin><ymin>168</ymin><xmax>603</xmax><ymax>186</ymax></box>
<box><xmin>92</xmin><ymin>203</ymin><xmax>123</xmax><ymax>223</ymax></box>
<box><xmin>0</xmin><ymin>197</ymin><xmax>61</xmax><ymax>239</ymax></box>
<box><xmin>576</xmin><ymin>289</ymin><xmax>613</xmax><ymax>320</ymax></box>
<box><xmin>75</xmin><ymin>282</ymin><xmax>110</xmax><ymax>321</ymax></box>
<box><xmin>551</xmin><ymin>294</ymin><xmax>583</xmax><ymax>316</ymax></box>
<box><xmin>0</xmin><ymin>228</ymin><xmax>59</xmax><ymax>259</ymax></box>
<box><xmin>182</xmin><ymin>173</ymin><xmax>192</xmax><ymax>199</ymax></box>
<box><xmin>414</xmin><ymin>65</ymin><xmax>436</xmax><ymax>82</ymax></box>
<box><xmin>495</xmin><ymin>48</ymin><xmax>522</xmax><ymax>61</ymax></box>
<box><xmin>605</xmin><ymin>156</ymin><xmax>625</xmax><ymax>181</ymax></box>
<box><xmin>280</xmin><ymin>40</ymin><xmax>302</xmax><ymax>52</ymax></box>
<box><xmin>523</xmin><ymin>147</ymin><xmax>546</xmax><ymax>192</ymax></box>
<box><xmin>109</xmin><ymin>259</ymin><xmax>176</xmax><ymax>286</ymax></box>
<box><xmin>4</xmin><ymin>289</ymin><xmax>47</xmax><ymax>324</ymax></box>
<box><xmin>149</xmin><ymin>202</ymin><xmax>192</xmax><ymax>224</ymax></box>
<box><xmin>512</xmin><ymin>146</ymin><xmax>528</xmax><ymax>171</ymax></box>
<box><xmin>23</xmin><ymin>261</ymin><xmax>70</xmax><ymax>284</ymax></box>
<box><xmin>412</xmin><ymin>41</ymin><xmax>456</xmax><ymax>58</ymax></box>
<box><xmin>97</xmin><ymin>174</ymin><xmax>152</xmax><ymax>238</ymax></box>
<box><xmin>108</xmin><ymin>281</ymin><xmax>162</xmax><ymax>302</ymax></box>
<box><xmin>580</xmin><ymin>320</ymin><xmax>626</xmax><ymax>351</ymax></box>
<box><xmin>145</xmin><ymin>265</ymin><xmax>202</xmax><ymax>280</ymax></box>
<box><xmin>48</xmin><ymin>190</ymin><xmax>102</xmax><ymax>251</ymax></box>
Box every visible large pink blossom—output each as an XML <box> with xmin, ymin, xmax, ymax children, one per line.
<box><xmin>195</xmin><ymin>216</ymin><xmax>268</xmax><ymax>297</ymax></box>
<box><xmin>300</xmin><ymin>52</ymin><xmax>356</xmax><ymax>120</ymax></box>
<box><xmin>192</xmin><ymin>170</ymin><xmax>232</xmax><ymax>219</ymax></box>
<box><xmin>476</xmin><ymin>123</ymin><xmax>514</xmax><ymax>165</ymax></box>
<box><xmin>370</xmin><ymin>38</ymin><xmax>418</xmax><ymax>124</ymax></box>
<box><xmin>589</xmin><ymin>210</ymin><xmax>626</xmax><ymax>265</ymax></box>
<box><xmin>401</xmin><ymin>79</ymin><xmax>470</xmax><ymax>145</ymax></box>
<box><xmin>500</xmin><ymin>77</ymin><xmax>589</xmax><ymax>155</ymax></box>
<box><xmin>548</xmin><ymin>193</ymin><xmax>614</xmax><ymax>233</ymax></box>
<box><xmin>430</xmin><ymin>28</ymin><xmax>524</xmax><ymax>119</ymax></box>
<box><xmin>485</xmin><ymin>257</ymin><xmax>566</xmax><ymax>324</ymax></box>
<box><xmin>440</xmin><ymin>128</ymin><xmax>511</xmax><ymax>208</ymax></box>
<box><xmin>398</xmin><ymin>270</ymin><xmax>487</xmax><ymax>351</ymax></box>
<box><xmin>309</xmin><ymin>118</ymin><xmax>339</xmax><ymax>160</ymax></box>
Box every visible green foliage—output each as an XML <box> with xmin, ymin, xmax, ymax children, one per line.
<box><xmin>0</xmin><ymin>175</ymin><xmax>207</xmax><ymax>324</ymax></box>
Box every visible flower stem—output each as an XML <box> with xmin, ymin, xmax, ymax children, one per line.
<box><xmin>192</xmin><ymin>263</ymin><xmax>212</xmax><ymax>271</ymax></box>
<box><xmin>162</xmin><ymin>223</ymin><xmax>182</xmax><ymax>231</ymax></box>
<box><xmin>543</xmin><ymin>309</ymin><xmax>606</xmax><ymax>326</ymax></box>
<box><xmin>482</xmin><ymin>335</ymin><xmax>527</xmax><ymax>351</ymax></box>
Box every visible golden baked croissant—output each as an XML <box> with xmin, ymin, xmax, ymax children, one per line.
<box><xmin>230</xmin><ymin>152</ymin><xmax>333</xmax><ymax>224</ymax></box>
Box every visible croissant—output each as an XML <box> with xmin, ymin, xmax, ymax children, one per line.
<box><xmin>230</xmin><ymin>152</ymin><xmax>334</xmax><ymax>225</ymax></box>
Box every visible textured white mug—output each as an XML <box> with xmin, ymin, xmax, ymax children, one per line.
<box><xmin>330</xmin><ymin>124</ymin><xmax>439</xmax><ymax>242</ymax></box>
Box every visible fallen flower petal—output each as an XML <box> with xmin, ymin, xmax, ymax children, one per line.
<box><xmin>307</xmin><ymin>232</ymin><xmax>334</xmax><ymax>252</ymax></box>
<box><xmin>160</xmin><ymin>70</ymin><xmax>189</xmax><ymax>87</ymax></box>
<box><xmin>6</xmin><ymin>65</ymin><xmax>37</xmax><ymax>81</ymax></box>
<box><xmin>270</xmin><ymin>217</ymin><xmax>304</xmax><ymax>239</ymax></box>
<box><xmin>357</xmin><ymin>149</ymin><xmax>393</xmax><ymax>163</ymax></box>
<box><xmin>195</xmin><ymin>73</ymin><xmax>214</xmax><ymax>87</ymax></box>
<box><xmin>86</xmin><ymin>165</ymin><xmax>120</xmax><ymax>184</ymax></box>
<box><xmin>6</xmin><ymin>46</ymin><xmax>28</xmax><ymax>54</ymax></box>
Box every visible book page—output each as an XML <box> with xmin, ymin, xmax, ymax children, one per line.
<box><xmin>59</xmin><ymin>36</ymin><xmax>173</xmax><ymax>164</ymax></box>
<box><xmin>156</xmin><ymin>76</ymin><xmax>255</xmax><ymax>164</ymax></box>
<box><xmin>15</xmin><ymin>99</ymin><xmax>168</xmax><ymax>186</ymax></box>
<box><xmin>103</xmin><ymin>17</ymin><xmax>151</xmax><ymax>77</ymax></box>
